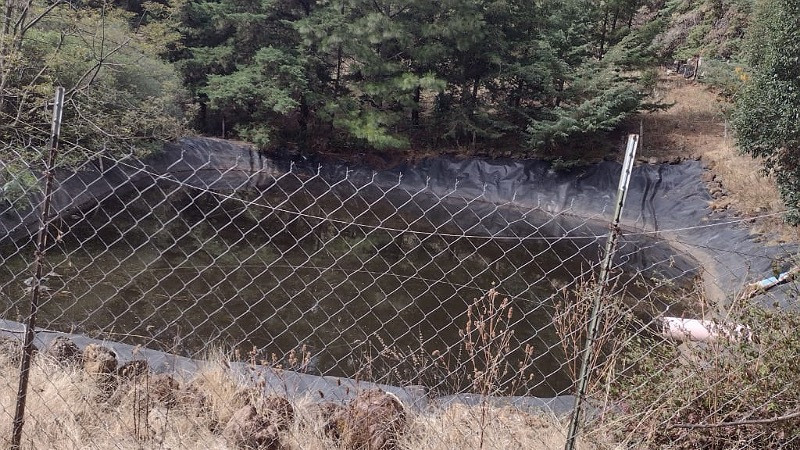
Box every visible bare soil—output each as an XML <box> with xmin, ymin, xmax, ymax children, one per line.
<box><xmin>624</xmin><ymin>75</ymin><xmax>796</xmax><ymax>241</ymax></box>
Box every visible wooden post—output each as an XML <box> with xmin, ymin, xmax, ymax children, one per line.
<box><xmin>693</xmin><ymin>56</ymin><xmax>701</xmax><ymax>80</ymax></box>
<box><xmin>639</xmin><ymin>120</ymin><xmax>644</xmax><ymax>153</ymax></box>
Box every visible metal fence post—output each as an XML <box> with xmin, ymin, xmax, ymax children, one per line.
<box><xmin>565</xmin><ymin>134</ymin><xmax>639</xmax><ymax>450</ymax></box>
<box><xmin>10</xmin><ymin>86</ymin><xmax>66</xmax><ymax>450</ymax></box>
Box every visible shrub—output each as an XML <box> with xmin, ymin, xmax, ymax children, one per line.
<box><xmin>612</xmin><ymin>303</ymin><xmax>800</xmax><ymax>449</ymax></box>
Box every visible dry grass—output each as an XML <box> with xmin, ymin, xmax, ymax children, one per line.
<box><xmin>400</xmin><ymin>404</ymin><xmax>608</xmax><ymax>450</ymax></box>
<box><xmin>0</xmin><ymin>351</ymin><xmax>613</xmax><ymax>450</ymax></box>
<box><xmin>629</xmin><ymin>75</ymin><xmax>796</xmax><ymax>240</ymax></box>
<box><xmin>284</xmin><ymin>400</ymin><xmax>610</xmax><ymax>450</ymax></box>
<box><xmin>0</xmin><ymin>354</ymin><xmax>228</xmax><ymax>449</ymax></box>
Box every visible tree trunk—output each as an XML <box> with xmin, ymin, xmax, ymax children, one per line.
<box><xmin>611</xmin><ymin>8</ymin><xmax>619</xmax><ymax>32</ymax></box>
<box><xmin>509</xmin><ymin>79</ymin><xmax>524</xmax><ymax>108</ymax></box>
<box><xmin>411</xmin><ymin>85</ymin><xmax>420</xmax><ymax>127</ymax></box>
<box><xmin>299</xmin><ymin>94</ymin><xmax>309</xmax><ymax>138</ymax></box>
<box><xmin>471</xmin><ymin>77</ymin><xmax>480</xmax><ymax>146</ymax></box>
<box><xmin>627</xmin><ymin>1</ymin><xmax>635</xmax><ymax>29</ymax></box>
<box><xmin>335</xmin><ymin>46</ymin><xmax>343</xmax><ymax>94</ymax></box>
<box><xmin>598</xmin><ymin>7</ymin><xmax>609</xmax><ymax>58</ymax></box>
<box><xmin>12</xmin><ymin>0</ymin><xmax>34</xmax><ymax>51</ymax></box>
<box><xmin>0</xmin><ymin>0</ymin><xmax>15</xmax><ymax>113</ymax></box>
<box><xmin>334</xmin><ymin>0</ymin><xmax>344</xmax><ymax>95</ymax></box>
<box><xmin>470</xmin><ymin>77</ymin><xmax>480</xmax><ymax>118</ymax></box>
<box><xmin>2</xmin><ymin>1</ymin><xmax>13</xmax><ymax>37</ymax></box>
<box><xmin>554</xmin><ymin>79</ymin><xmax>564</xmax><ymax>107</ymax></box>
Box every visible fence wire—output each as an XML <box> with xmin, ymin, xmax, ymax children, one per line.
<box><xmin>0</xmin><ymin>132</ymin><xmax>797</xmax><ymax>450</ymax></box>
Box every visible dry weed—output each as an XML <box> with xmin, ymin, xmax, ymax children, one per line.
<box><xmin>553</xmin><ymin>276</ymin><xmax>632</xmax><ymax>398</ymax></box>
<box><xmin>402</xmin><ymin>403</ymin><xmax>611</xmax><ymax>450</ymax></box>
<box><xmin>0</xmin><ymin>349</ymin><xmax>617</xmax><ymax>449</ymax></box>
<box><xmin>0</xmin><ymin>353</ymin><xmax>227</xmax><ymax>449</ymax></box>
<box><xmin>629</xmin><ymin>76</ymin><xmax>794</xmax><ymax>240</ymax></box>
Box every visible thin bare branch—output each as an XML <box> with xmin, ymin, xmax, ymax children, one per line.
<box><xmin>66</xmin><ymin>35</ymin><xmax>132</xmax><ymax>98</ymax></box>
<box><xmin>671</xmin><ymin>410</ymin><xmax>800</xmax><ymax>430</ymax></box>
<box><xmin>18</xmin><ymin>0</ymin><xmax>66</xmax><ymax>40</ymax></box>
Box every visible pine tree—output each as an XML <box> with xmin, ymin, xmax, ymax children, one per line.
<box><xmin>731</xmin><ymin>0</ymin><xmax>800</xmax><ymax>223</ymax></box>
<box><xmin>174</xmin><ymin>0</ymin><xmax>652</xmax><ymax>152</ymax></box>
<box><xmin>176</xmin><ymin>0</ymin><xmax>312</xmax><ymax>146</ymax></box>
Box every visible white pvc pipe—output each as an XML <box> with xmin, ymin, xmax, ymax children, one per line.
<box><xmin>661</xmin><ymin>317</ymin><xmax>751</xmax><ymax>343</ymax></box>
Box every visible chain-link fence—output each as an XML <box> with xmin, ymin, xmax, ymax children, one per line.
<box><xmin>1</xmin><ymin>106</ymin><xmax>798</xmax><ymax>449</ymax></box>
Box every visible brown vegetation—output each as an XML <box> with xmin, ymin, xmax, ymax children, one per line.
<box><xmin>0</xmin><ymin>339</ymin><xmax>611</xmax><ymax>450</ymax></box>
<box><xmin>629</xmin><ymin>75</ymin><xmax>794</xmax><ymax>240</ymax></box>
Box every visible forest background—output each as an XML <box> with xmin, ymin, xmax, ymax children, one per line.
<box><xmin>1</xmin><ymin>0</ymin><xmax>797</xmax><ymax>219</ymax></box>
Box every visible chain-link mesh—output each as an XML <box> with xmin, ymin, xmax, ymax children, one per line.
<box><xmin>0</xmin><ymin>130</ymin><xmax>797</xmax><ymax>449</ymax></box>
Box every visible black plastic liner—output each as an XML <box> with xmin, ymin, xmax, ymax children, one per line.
<box><xmin>3</xmin><ymin>137</ymin><xmax>790</xmax><ymax>299</ymax></box>
<box><xmin>1</xmin><ymin>136</ymin><xmax>794</xmax><ymax>407</ymax></box>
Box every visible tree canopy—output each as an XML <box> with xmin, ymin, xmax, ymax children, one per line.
<box><xmin>0</xmin><ymin>0</ymin><xmax>189</xmax><ymax>162</ymax></box>
<box><xmin>0</xmin><ymin>0</ymin><xmax>663</xmax><ymax>159</ymax></box>
<box><xmin>175</xmin><ymin>0</ymin><xmax>656</xmax><ymax>152</ymax></box>
<box><xmin>731</xmin><ymin>0</ymin><xmax>800</xmax><ymax>223</ymax></box>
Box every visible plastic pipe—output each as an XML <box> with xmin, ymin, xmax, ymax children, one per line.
<box><xmin>661</xmin><ymin>317</ymin><xmax>751</xmax><ymax>343</ymax></box>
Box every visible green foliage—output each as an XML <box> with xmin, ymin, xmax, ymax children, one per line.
<box><xmin>175</xmin><ymin>0</ymin><xmax>653</xmax><ymax>153</ymax></box>
<box><xmin>731</xmin><ymin>0</ymin><xmax>800</xmax><ymax>224</ymax></box>
<box><xmin>603</xmin><ymin>18</ymin><xmax>665</xmax><ymax>69</ymax></box>
<box><xmin>528</xmin><ymin>65</ymin><xmax>645</xmax><ymax>148</ymax></box>
<box><xmin>616</xmin><ymin>304</ymin><xmax>800</xmax><ymax>448</ymax></box>
<box><xmin>677</xmin><ymin>22</ymin><xmax>713</xmax><ymax>59</ymax></box>
<box><xmin>0</xmin><ymin>162</ymin><xmax>40</xmax><ymax>209</ymax></box>
<box><xmin>697</xmin><ymin>58</ymin><xmax>749</xmax><ymax>98</ymax></box>
<box><xmin>201</xmin><ymin>45</ymin><xmax>306</xmax><ymax>128</ymax></box>
<box><xmin>176</xmin><ymin>0</ymin><xmax>311</xmax><ymax>144</ymax></box>
<box><xmin>333</xmin><ymin>109</ymin><xmax>410</xmax><ymax>150</ymax></box>
<box><xmin>0</xmin><ymin>1</ymin><xmax>188</xmax><ymax>164</ymax></box>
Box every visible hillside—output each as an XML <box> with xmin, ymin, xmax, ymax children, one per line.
<box><xmin>628</xmin><ymin>74</ymin><xmax>792</xmax><ymax>238</ymax></box>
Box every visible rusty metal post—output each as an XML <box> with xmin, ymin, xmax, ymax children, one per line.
<box><xmin>11</xmin><ymin>86</ymin><xmax>65</xmax><ymax>450</ymax></box>
<box><xmin>565</xmin><ymin>134</ymin><xmax>639</xmax><ymax>450</ymax></box>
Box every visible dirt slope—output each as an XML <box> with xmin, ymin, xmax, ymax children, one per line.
<box><xmin>630</xmin><ymin>76</ymin><xmax>794</xmax><ymax>241</ymax></box>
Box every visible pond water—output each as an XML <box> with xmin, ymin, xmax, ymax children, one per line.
<box><xmin>0</xmin><ymin>174</ymin><xmax>697</xmax><ymax>396</ymax></box>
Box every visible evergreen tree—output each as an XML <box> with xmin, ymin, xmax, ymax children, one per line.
<box><xmin>296</xmin><ymin>0</ymin><xmax>442</xmax><ymax>149</ymax></box>
<box><xmin>176</xmin><ymin>0</ymin><xmax>312</xmax><ymax>146</ymax></box>
<box><xmin>174</xmin><ymin>0</ymin><xmax>653</xmax><ymax>152</ymax></box>
<box><xmin>523</xmin><ymin>0</ymin><xmax>649</xmax><ymax>148</ymax></box>
<box><xmin>731</xmin><ymin>0</ymin><xmax>800</xmax><ymax>223</ymax></box>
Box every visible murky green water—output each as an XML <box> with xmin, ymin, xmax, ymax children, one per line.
<box><xmin>0</xmin><ymin>177</ymin><xmax>696</xmax><ymax>396</ymax></box>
